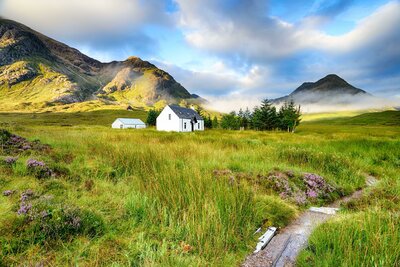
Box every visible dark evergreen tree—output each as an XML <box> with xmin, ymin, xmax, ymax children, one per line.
<box><xmin>278</xmin><ymin>101</ymin><xmax>301</xmax><ymax>132</ymax></box>
<box><xmin>146</xmin><ymin>109</ymin><xmax>160</xmax><ymax>126</ymax></box>
<box><xmin>238</xmin><ymin>108</ymin><xmax>248</xmax><ymax>129</ymax></box>
<box><xmin>220</xmin><ymin>112</ymin><xmax>240</xmax><ymax>130</ymax></box>
<box><xmin>251</xmin><ymin>99</ymin><xmax>278</xmax><ymax>130</ymax></box>
<box><xmin>212</xmin><ymin>116</ymin><xmax>219</xmax><ymax>129</ymax></box>
<box><xmin>244</xmin><ymin>107</ymin><xmax>252</xmax><ymax>120</ymax></box>
<box><xmin>204</xmin><ymin>115</ymin><xmax>212</xmax><ymax>128</ymax></box>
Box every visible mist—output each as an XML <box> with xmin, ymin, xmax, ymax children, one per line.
<box><xmin>204</xmin><ymin>92</ymin><xmax>400</xmax><ymax>114</ymax></box>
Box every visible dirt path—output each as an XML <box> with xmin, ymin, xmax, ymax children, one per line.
<box><xmin>242</xmin><ymin>176</ymin><xmax>377</xmax><ymax>267</ymax></box>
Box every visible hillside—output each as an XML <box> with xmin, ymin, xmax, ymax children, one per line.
<box><xmin>308</xmin><ymin>110</ymin><xmax>400</xmax><ymax>126</ymax></box>
<box><xmin>273</xmin><ymin>75</ymin><xmax>379</xmax><ymax>111</ymax></box>
<box><xmin>0</xmin><ymin>19</ymin><xmax>197</xmax><ymax>111</ymax></box>
<box><xmin>291</xmin><ymin>74</ymin><xmax>367</xmax><ymax>96</ymax></box>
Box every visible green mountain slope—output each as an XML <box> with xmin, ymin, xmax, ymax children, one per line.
<box><xmin>0</xmin><ymin>19</ymin><xmax>196</xmax><ymax>111</ymax></box>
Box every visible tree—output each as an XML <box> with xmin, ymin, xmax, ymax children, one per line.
<box><xmin>212</xmin><ymin>116</ymin><xmax>219</xmax><ymax>129</ymax></box>
<box><xmin>204</xmin><ymin>115</ymin><xmax>212</xmax><ymax>129</ymax></box>
<box><xmin>251</xmin><ymin>99</ymin><xmax>278</xmax><ymax>130</ymax></box>
<box><xmin>238</xmin><ymin>108</ymin><xmax>249</xmax><ymax>129</ymax></box>
<box><xmin>220</xmin><ymin>112</ymin><xmax>240</xmax><ymax>130</ymax></box>
<box><xmin>278</xmin><ymin>101</ymin><xmax>301</xmax><ymax>132</ymax></box>
<box><xmin>146</xmin><ymin>109</ymin><xmax>160</xmax><ymax>126</ymax></box>
<box><xmin>244</xmin><ymin>107</ymin><xmax>252</xmax><ymax>121</ymax></box>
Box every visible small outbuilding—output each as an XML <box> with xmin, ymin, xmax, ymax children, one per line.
<box><xmin>156</xmin><ymin>105</ymin><xmax>204</xmax><ymax>132</ymax></box>
<box><xmin>112</xmin><ymin>118</ymin><xmax>146</xmax><ymax>129</ymax></box>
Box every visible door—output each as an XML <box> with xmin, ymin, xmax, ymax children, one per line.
<box><xmin>191</xmin><ymin>122</ymin><xmax>194</xmax><ymax>131</ymax></box>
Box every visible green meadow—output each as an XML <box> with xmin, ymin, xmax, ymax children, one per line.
<box><xmin>0</xmin><ymin>110</ymin><xmax>399</xmax><ymax>266</ymax></box>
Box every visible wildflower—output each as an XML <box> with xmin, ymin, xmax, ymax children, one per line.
<box><xmin>17</xmin><ymin>202</ymin><xmax>32</xmax><ymax>215</ymax></box>
<box><xmin>293</xmin><ymin>191</ymin><xmax>307</xmax><ymax>205</ymax></box>
<box><xmin>3</xmin><ymin>190</ymin><xmax>14</xmax><ymax>196</ymax></box>
<box><xmin>10</xmin><ymin>135</ymin><xmax>23</xmax><ymax>143</ymax></box>
<box><xmin>26</xmin><ymin>159</ymin><xmax>53</xmax><ymax>178</ymax></box>
<box><xmin>26</xmin><ymin>159</ymin><xmax>46</xmax><ymax>168</ymax></box>
<box><xmin>279</xmin><ymin>192</ymin><xmax>288</xmax><ymax>199</ymax></box>
<box><xmin>306</xmin><ymin>189</ymin><xmax>318</xmax><ymax>198</ymax></box>
<box><xmin>22</xmin><ymin>145</ymin><xmax>32</xmax><ymax>150</ymax></box>
<box><xmin>304</xmin><ymin>173</ymin><xmax>333</xmax><ymax>191</ymax></box>
<box><xmin>20</xmin><ymin>189</ymin><xmax>34</xmax><ymax>201</ymax></box>
<box><xmin>3</xmin><ymin>156</ymin><xmax>18</xmax><ymax>165</ymax></box>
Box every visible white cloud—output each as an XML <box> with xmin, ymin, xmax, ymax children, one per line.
<box><xmin>156</xmin><ymin>59</ymin><xmax>280</xmax><ymax>97</ymax></box>
<box><xmin>176</xmin><ymin>0</ymin><xmax>400</xmax><ymax>61</ymax></box>
<box><xmin>0</xmin><ymin>0</ymin><xmax>170</xmax><ymax>60</ymax></box>
<box><xmin>1</xmin><ymin>0</ymin><xmax>169</xmax><ymax>39</ymax></box>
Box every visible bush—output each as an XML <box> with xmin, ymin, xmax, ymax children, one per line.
<box><xmin>1</xmin><ymin>156</ymin><xmax>18</xmax><ymax>166</ymax></box>
<box><xmin>146</xmin><ymin>109</ymin><xmax>160</xmax><ymax>126</ymax></box>
<box><xmin>26</xmin><ymin>159</ymin><xmax>53</xmax><ymax>179</ymax></box>
<box><xmin>254</xmin><ymin>195</ymin><xmax>297</xmax><ymax>227</ymax></box>
<box><xmin>220</xmin><ymin>112</ymin><xmax>240</xmax><ymax>130</ymax></box>
<box><xmin>0</xmin><ymin>129</ymin><xmax>50</xmax><ymax>154</ymax></box>
<box><xmin>2</xmin><ymin>192</ymin><xmax>105</xmax><ymax>254</ymax></box>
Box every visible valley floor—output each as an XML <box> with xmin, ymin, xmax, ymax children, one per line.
<box><xmin>0</xmin><ymin>110</ymin><xmax>399</xmax><ymax>266</ymax></box>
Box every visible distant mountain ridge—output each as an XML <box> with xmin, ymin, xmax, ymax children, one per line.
<box><xmin>0</xmin><ymin>18</ymin><xmax>199</xmax><ymax>110</ymax></box>
<box><xmin>273</xmin><ymin>74</ymin><xmax>369</xmax><ymax>105</ymax></box>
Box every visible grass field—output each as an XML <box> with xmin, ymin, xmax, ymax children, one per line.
<box><xmin>0</xmin><ymin>110</ymin><xmax>399</xmax><ymax>266</ymax></box>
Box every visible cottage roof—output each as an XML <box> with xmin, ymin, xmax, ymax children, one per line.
<box><xmin>116</xmin><ymin>118</ymin><xmax>145</xmax><ymax>125</ymax></box>
<box><xmin>168</xmin><ymin>105</ymin><xmax>203</xmax><ymax>120</ymax></box>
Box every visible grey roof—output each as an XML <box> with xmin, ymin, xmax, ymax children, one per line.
<box><xmin>168</xmin><ymin>105</ymin><xmax>203</xmax><ymax>120</ymax></box>
<box><xmin>116</xmin><ymin>118</ymin><xmax>145</xmax><ymax>125</ymax></box>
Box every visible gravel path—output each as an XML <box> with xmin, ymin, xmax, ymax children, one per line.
<box><xmin>242</xmin><ymin>176</ymin><xmax>377</xmax><ymax>267</ymax></box>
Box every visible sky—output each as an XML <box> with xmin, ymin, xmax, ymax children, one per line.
<box><xmin>1</xmin><ymin>0</ymin><xmax>399</xmax><ymax>110</ymax></box>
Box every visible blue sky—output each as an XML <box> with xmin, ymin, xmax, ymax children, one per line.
<box><xmin>1</xmin><ymin>0</ymin><xmax>399</xmax><ymax>109</ymax></box>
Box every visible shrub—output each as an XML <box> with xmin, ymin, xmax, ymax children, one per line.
<box><xmin>146</xmin><ymin>109</ymin><xmax>160</xmax><ymax>126</ymax></box>
<box><xmin>258</xmin><ymin>171</ymin><xmax>336</xmax><ymax>205</ymax></box>
<box><xmin>2</xmin><ymin>156</ymin><xmax>18</xmax><ymax>166</ymax></box>
<box><xmin>0</xmin><ymin>129</ymin><xmax>50</xmax><ymax>155</ymax></box>
<box><xmin>3</xmin><ymin>192</ymin><xmax>105</xmax><ymax>252</ymax></box>
<box><xmin>3</xmin><ymin>190</ymin><xmax>15</xmax><ymax>196</ymax></box>
<box><xmin>254</xmin><ymin>195</ymin><xmax>297</xmax><ymax>227</ymax></box>
<box><xmin>26</xmin><ymin>159</ymin><xmax>53</xmax><ymax>179</ymax></box>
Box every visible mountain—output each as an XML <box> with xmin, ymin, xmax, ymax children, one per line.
<box><xmin>273</xmin><ymin>74</ymin><xmax>370</xmax><ymax>106</ymax></box>
<box><xmin>0</xmin><ymin>19</ymin><xmax>197</xmax><ymax>111</ymax></box>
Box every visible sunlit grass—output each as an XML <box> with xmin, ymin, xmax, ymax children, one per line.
<box><xmin>0</xmin><ymin>110</ymin><xmax>399</xmax><ymax>266</ymax></box>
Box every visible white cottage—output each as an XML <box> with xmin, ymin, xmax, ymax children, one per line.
<box><xmin>156</xmin><ymin>105</ymin><xmax>204</xmax><ymax>132</ymax></box>
<box><xmin>112</xmin><ymin>118</ymin><xmax>146</xmax><ymax>129</ymax></box>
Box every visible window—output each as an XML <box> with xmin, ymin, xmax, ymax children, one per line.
<box><xmin>168</xmin><ymin>114</ymin><xmax>171</xmax><ymax>120</ymax></box>
<box><xmin>198</xmin><ymin>123</ymin><xmax>200</xmax><ymax>129</ymax></box>
<box><xmin>184</xmin><ymin>122</ymin><xmax>187</xmax><ymax>129</ymax></box>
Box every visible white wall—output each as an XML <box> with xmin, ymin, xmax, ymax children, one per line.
<box><xmin>156</xmin><ymin>106</ymin><xmax>205</xmax><ymax>132</ymax></box>
<box><xmin>112</xmin><ymin>120</ymin><xmax>146</xmax><ymax>129</ymax></box>
<box><xmin>180</xmin><ymin>119</ymin><xmax>204</xmax><ymax>132</ymax></box>
<box><xmin>112</xmin><ymin>120</ymin><xmax>124</xmax><ymax>129</ymax></box>
<box><xmin>156</xmin><ymin>106</ymin><xmax>180</xmax><ymax>131</ymax></box>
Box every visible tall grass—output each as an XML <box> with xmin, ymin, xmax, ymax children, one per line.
<box><xmin>297</xmin><ymin>211</ymin><xmax>400</xmax><ymax>266</ymax></box>
<box><xmin>0</xmin><ymin>111</ymin><xmax>399</xmax><ymax>266</ymax></box>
